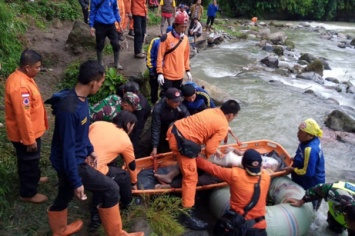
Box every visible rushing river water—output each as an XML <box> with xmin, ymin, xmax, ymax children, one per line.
<box><xmin>191</xmin><ymin>21</ymin><xmax>355</xmax><ymax>235</ymax></box>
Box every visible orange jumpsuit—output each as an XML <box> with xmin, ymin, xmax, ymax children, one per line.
<box><xmin>117</xmin><ymin>0</ymin><xmax>126</xmax><ymax>31</ymax></box>
<box><xmin>89</xmin><ymin>121</ymin><xmax>138</xmax><ymax>184</ymax></box>
<box><xmin>5</xmin><ymin>69</ymin><xmax>48</xmax><ymax>145</ymax></box>
<box><xmin>197</xmin><ymin>157</ymin><xmax>270</xmax><ymax>229</ymax></box>
<box><xmin>166</xmin><ymin>108</ymin><xmax>228</xmax><ymax>207</ymax></box>
<box><xmin>156</xmin><ymin>32</ymin><xmax>190</xmax><ymax>81</ymax></box>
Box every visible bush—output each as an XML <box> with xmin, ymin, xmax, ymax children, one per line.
<box><xmin>60</xmin><ymin>62</ymin><xmax>126</xmax><ymax>104</ymax></box>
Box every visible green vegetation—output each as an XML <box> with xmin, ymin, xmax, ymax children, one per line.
<box><xmin>216</xmin><ymin>0</ymin><xmax>355</xmax><ymax>21</ymax></box>
<box><xmin>124</xmin><ymin>195</ymin><xmax>186</xmax><ymax>235</ymax></box>
<box><xmin>60</xmin><ymin>62</ymin><xmax>127</xmax><ymax>104</ymax></box>
<box><xmin>0</xmin><ymin>0</ymin><xmax>81</xmax><ymax>78</ymax></box>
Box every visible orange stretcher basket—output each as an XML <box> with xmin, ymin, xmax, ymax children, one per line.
<box><xmin>125</xmin><ymin>139</ymin><xmax>293</xmax><ymax>195</ymax></box>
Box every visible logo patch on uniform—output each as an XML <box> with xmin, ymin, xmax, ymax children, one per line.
<box><xmin>252</xmin><ymin>161</ymin><xmax>260</xmax><ymax>167</ymax></box>
<box><xmin>21</xmin><ymin>93</ymin><xmax>30</xmax><ymax>98</ymax></box>
<box><xmin>299</xmin><ymin>122</ymin><xmax>307</xmax><ymax>129</ymax></box>
<box><xmin>170</xmin><ymin>43</ymin><xmax>175</xmax><ymax>48</ymax></box>
<box><xmin>81</xmin><ymin>117</ymin><xmax>87</xmax><ymax>125</ymax></box>
<box><xmin>23</xmin><ymin>97</ymin><xmax>30</xmax><ymax>106</ymax></box>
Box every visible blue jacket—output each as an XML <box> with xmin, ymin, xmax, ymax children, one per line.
<box><xmin>291</xmin><ymin>137</ymin><xmax>325</xmax><ymax>190</ymax></box>
<box><xmin>45</xmin><ymin>89</ymin><xmax>94</xmax><ymax>189</ymax></box>
<box><xmin>146</xmin><ymin>37</ymin><xmax>160</xmax><ymax>71</ymax></box>
<box><xmin>207</xmin><ymin>3</ymin><xmax>218</xmax><ymax>17</ymax></box>
<box><xmin>89</xmin><ymin>0</ymin><xmax>121</xmax><ymax>27</ymax></box>
<box><xmin>182</xmin><ymin>82</ymin><xmax>216</xmax><ymax>115</ymax></box>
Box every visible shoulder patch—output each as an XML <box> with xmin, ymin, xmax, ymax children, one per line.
<box><xmin>160</xmin><ymin>33</ymin><xmax>168</xmax><ymax>42</ymax></box>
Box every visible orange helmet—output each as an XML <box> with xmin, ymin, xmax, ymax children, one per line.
<box><xmin>251</xmin><ymin>17</ymin><xmax>258</xmax><ymax>23</ymax></box>
<box><xmin>175</xmin><ymin>12</ymin><xmax>189</xmax><ymax>25</ymax></box>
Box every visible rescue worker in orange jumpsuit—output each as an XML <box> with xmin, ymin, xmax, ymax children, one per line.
<box><xmin>197</xmin><ymin>149</ymin><xmax>270</xmax><ymax>236</ymax></box>
<box><xmin>156</xmin><ymin>12</ymin><xmax>192</xmax><ymax>97</ymax></box>
<box><xmin>5</xmin><ymin>49</ymin><xmax>49</xmax><ymax>204</ymax></box>
<box><xmin>88</xmin><ymin>111</ymin><xmax>140</xmax><ymax>232</ymax></box>
<box><xmin>166</xmin><ymin>99</ymin><xmax>241</xmax><ymax>230</ymax></box>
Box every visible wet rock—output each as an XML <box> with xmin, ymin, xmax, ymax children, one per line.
<box><xmin>292</xmin><ymin>64</ymin><xmax>305</xmax><ymax>74</ymax></box>
<box><xmin>278</xmin><ymin>61</ymin><xmax>292</xmax><ymax>70</ymax></box>
<box><xmin>258</xmin><ymin>28</ymin><xmax>270</xmax><ymax>38</ymax></box>
<box><xmin>257</xmin><ymin>39</ymin><xmax>268</xmax><ymax>47</ymax></box>
<box><xmin>326</xmin><ymin>97</ymin><xmax>340</xmax><ymax>105</ymax></box>
<box><xmin>248</xmin><ymin>34</ymin><xmax>257</xmax><ymax>39</ymax></box>
<box><xmin>284</xmin><ymin>39</ymin><xmax>295</xmax><ymax>50</ymax></box>
<box><xmin>273</xmin><ymin>46</ymin><xmax>284</xmax><ymax>56</ymax></box>
<box><xmin>346</xmin><ymin>84</ymin><xmax>355</xmax><ymax>94</ymax></box>
<box><xmin>337</xmin><ymin>33</ymin><xmax>347</xmax><ymax>39</ymax></box>
<box><xmin>338</xmin><ymin>42</ymin><xmax>346</xmax><ymax>48</ymax></box>
<box><xmin>335</xmin><ymin>132</ymin><xmax>355</xmax><ymax>145</ymax></box>
<box><xmin>297</xmin><ymin>72</ymin><xmax>324</xmax><ymax>84</ymax></box>
<box><xmin>325</xmin><ymin>110</ymin><xmax>355</xmax><ymax>132</ymax></box>
<box><xmin>297</xmin><ymin>60</ymin><xmax>309</xmax><ymax>66</ymax></box>
<box><xmin>304</xmin><ymin>89</ymin><xmax>315</xmax><ymax>95</ymax></box>
<box><xmin>0</xmin><ymin>123</ymin><xmax>4</xmax><ymax>128</ymax></box>
<box><xmin>268</xmin><ymin>31</ymin><xmax>286</xmax><ymax>45</ymax></box>
<box><xmin>325</xmin><ymin>77</ymin><xmax>340</xmax><ymax>84</ymax></box>
<box><xmin>351</xmin><ymin>39</ymin><xmax>355</xmax><ymax>46</ymax></box>
<box><xmin>318</xmin><ymin>58</ymin><xmax>331</xmax><ymax>70</ymax></box>
<box><xmin>260</xmin><ymin>56</ymin><xmax>279</xmax><ymax>68</ymax></box>
<box><xmin>303</xmin><ymin>59</ymin><xmax>324</xmax><ymax>76</ymax></box>
<box><xmin>299</xmin><ymin>53</ymin><xmax>317</xmax><ymax>63</ymax></box>
<box><xmin>66</xmin><ymin>20</ymin><xmax>95</xmax><ymax>54</ymax></box>
<box><xmin>283</xmin><ymin>50</ymin><xmax>297</xmax><ymax>60</ymax></box>
<box><xmin>262</xmin><ymin>44</ymin><xmax>274</xmax><ymax>52</ymax></box>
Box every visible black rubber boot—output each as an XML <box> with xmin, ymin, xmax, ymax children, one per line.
<box><xmin>89</xmin><ymin>210</ymin><xmax>101</xmax><ymax>232</ymax></box>
<box><xmin>114</xmin><ymin>51</ymin><xmax>123</xmax><ymax>70</ymax></box>
<box><xmin>180</xmin><ymin>208</ymin><xmax>208</xmax><ymax>230</ymax></box>
<box><xmin>97</xmin><ymin>51</ymin><xmax>103</xmax><ymax>66</ymax></box>
<box><xmin>327</xmin><ymin>211</ymin><xmax>344</xmax><ymax>234</ymax></box>
<box><xmin>128</xmin><ymin>29</ymin><xmax>134</xmax><ymax>36</ymax></box>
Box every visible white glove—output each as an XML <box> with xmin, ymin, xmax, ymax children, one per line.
<box><xmin>186</xmin><ymin>71</ymin><xmax>193</xmax><ymax>81</ymax></box>
<box><xmin>157</xmin><ymin>74</ymin><xmax>165</xmax><ymax>86</ymax></box>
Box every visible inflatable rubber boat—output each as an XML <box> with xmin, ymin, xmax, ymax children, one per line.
<box><xmin>209</xmin><ymin>176</ymin><xmax>314</xmax><ymax>236</ymax></box>
<box><xmin>127</xmin><ymin>139</ymin><xmax>293</xmax><ymax>195</ymax></box>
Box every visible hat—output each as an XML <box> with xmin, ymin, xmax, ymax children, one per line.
<box><xmin>166</xmin><ymin>26</ymin><xmax>173</xmax><ymax>33</ymax></box>
<box><xmin>179</xmin><ymin>4</ymin><xmax>185</xmax><ymax>8</ymax></box>
<box><xmin>122</xmin><ymin>92</ymin><xmax>142</xmax><ymax>111</ymax></box>
<box><xmin>299</xmin><ymin>118</ymin><xmax>323</xmax><ymax>137</ymax></box>
<box><xmin>174</xmin><ymin>12</ymin><xmax>189</xmax><ymax>25</ymax></box>
<box><xmin>242</xmin><ymin>149</ymin><xmax>262</xmax><ymax>176</ymax></box>
<box><xmin>166</xmin><ymin>87</ymin><xmax>182</xmax><ymax>102</ymax></box>
<box><xmin>181</xmin><ymin>84</ymin><xmax>196</xmax><ymax>97</ymax></box>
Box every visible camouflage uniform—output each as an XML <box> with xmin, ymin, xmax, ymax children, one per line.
<box><xmin>90</xmin><ymin>95</ymin><xmax>122</xmax><ymax>122</ymax></box>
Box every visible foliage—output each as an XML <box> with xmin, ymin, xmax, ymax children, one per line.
<box><xmin>0</xmin><ymin>1</ymin><xmax>27</xmax><ymax>77</ymax></box>
<box><xmin>89</xmin><ymin>67</ymin><xmax>126</xmax><ymax>104</ymax></box>
<box><xmin>0</xmin><ymin>0</ymin><xmax>81</xmax><ymax>77</ymax></box>
<box><xmin>60</xmin><ymin>62</ymin><xmax>127</xmax><ymax>104</ymax></box>
<box><xmin>124</xmin><ymin>194</ymin><xmax>186</xmax><ymax>235</ymax></box>
<box><xmin>217</xmin><ymin>0</ymin><xmax>355</xmax><ymax>21</ymax></box>
<box><xmin>147</xmin><ymin>9</ymin><xmax>161</xmax><ymax>26</ymax></box>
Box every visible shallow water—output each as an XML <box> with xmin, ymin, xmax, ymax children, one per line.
<box><xmin>190</xmin><ymin>21</ymin><xmax>355</xmax><ymax>235</ymax></box>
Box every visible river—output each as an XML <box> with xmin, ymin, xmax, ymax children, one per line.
<box><xmin>190</xmin><ymin>21</ymin><xmax>355</xmax><ymax>235</ymax></box>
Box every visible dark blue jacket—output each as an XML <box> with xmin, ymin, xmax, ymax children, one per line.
<box><xmin>207</xmin><ymin>3</ymin><xmax>218</xmax><ymax>17</ymax></box>
<box><xmin>89</xmin><ymin>0</ymin><xmax>121</xmax><ymax>27</ymax></box>
<box><xmin>46</xmin><ymin>89</ymin><xmax>94</xmax><ymax>189</ymax></box>
<box><xmin>291</xmin><ymin>137</ymin><xmax>325</xmax><ymax>190</ymax></box>
<box><xmin>182</xmin><ymin>83</ymin><xmax>215</xmax><ymax>115</ymax></box>
<box><xmin>146</xmin><ymin>37</ymin><xmax>160</xmax><ymax>71</ymax></box>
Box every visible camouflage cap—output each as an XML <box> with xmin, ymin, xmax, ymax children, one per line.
<box><xmin>122</xmin><ymin>92</ymin><xmax>142</xmax><ymax>111</ymax></box>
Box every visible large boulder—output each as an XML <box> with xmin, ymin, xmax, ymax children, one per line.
<box><xmin>268</xmin><ymin>32</ymin><xmax>286</xmax><ymax>45</ymax></box>
<box><xmin>325</xmin><ymin>110</ymin><xmax>355</xmax><ymax>132</ymax></box>
<box><xmin>299</xmin><ymin>53</ymin><xmax>317</xmax><ymax>63</ymax></box>
<box><xmin>258</xmin><ymin>28</ymin><xmax>270</xmax><ymax>38</ymax></box>
<box><xmin>260</xmin><ymin>56</ymin><xmax>279</xmax><ymax>68</ymax></box>
<box><xmin>351</xmin><ymin>39</ymin><xmax>355</xmax><ymax>46</ymax></box>
<box><xmin>66</xmin><ymin>20</ymin><xmax>95</xmax><ymax>54</ymax></box>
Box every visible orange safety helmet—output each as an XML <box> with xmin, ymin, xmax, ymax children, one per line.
<box><xmin>251</xmin><ymin>17</ymin><xmax>258</xmax><ymax>23</ymax></box>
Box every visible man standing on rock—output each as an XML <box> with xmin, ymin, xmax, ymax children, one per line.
<box><xmin>132</xmin><ymin>0</ymin><xmax>148</xmax><ymax>58</ymax></box>
<box><xmin>89</xmin><ymin>0</ymin><xmax>123</xmax><ymax>70</ymax></box>
<box><xmin>156</xmin><ymin>12</ymin><xmax>192</xmax><ymax>97</ymax></box>
<box><xmin>5</xmin><ymin>49</ymin><xmax>49</xmax><ymax>204</ymax></box>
